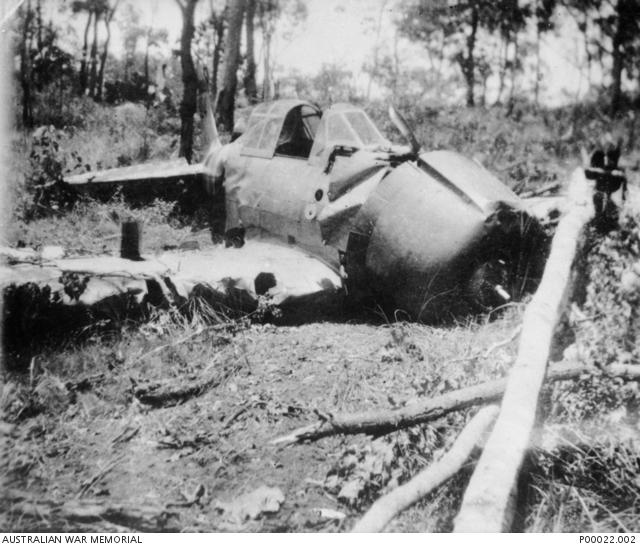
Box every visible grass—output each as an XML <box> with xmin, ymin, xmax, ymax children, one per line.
<box><xmin>5</xmin><ymin>196</ymin><xmax>208</xmax><ymax>256</ymax></box>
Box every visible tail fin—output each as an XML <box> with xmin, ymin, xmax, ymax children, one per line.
<box><xmin>201</xmin><ymin>92</ymin><xmax>222</xmax><ymax>155</ymax></box>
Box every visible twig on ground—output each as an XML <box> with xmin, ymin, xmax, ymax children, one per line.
<box><xmin>77</xmin><ymin>456</ymin><xmax>124</xmax><ymax>498</ymax></box>
<box><xmin>482</xmin><ymin>326</ymin><xmax>522</xmax><ymax>359</ymax></box>
<box><xmin>222</xmin><ymin>404</ymin><xmax>250</xmax><ymax>430</ymax></box>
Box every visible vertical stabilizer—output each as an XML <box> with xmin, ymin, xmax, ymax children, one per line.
<box><xmin>202</xmin><ymin>92</ymin><xmax>222</xmax><ymax>154</ymax></box>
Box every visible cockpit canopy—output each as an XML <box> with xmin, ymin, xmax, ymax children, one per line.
<box><xmin>310</xmin><ymin>103</ymin><xmax>388</xmax><ymax>158</ymax></box>
<box><xmin>239</xmin><ymin>100</ymin><xmax>389</xmax><ymax>161</ymax></box>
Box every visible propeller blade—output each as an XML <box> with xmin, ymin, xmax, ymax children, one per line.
<box><xmin>388</xmin><ymin>104</ymin><xmax>421</xmax><ymax>155</ymax></box>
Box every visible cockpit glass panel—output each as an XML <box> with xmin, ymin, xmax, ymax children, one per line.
<box><xmin>344</xmin><ymin>111</ymin><xmax>386</xmax><ymax>146</ymax></box>
<box><xmin>257</xmin><ymin>117</ymin><xmax>281</xmax><ymax>151</ymax></box>
<box><xmin>327</xmin><ymin>114</ymin><xmax>358</xmax><ymax>145</ymax></box>
<box><xmin>242</xmin><ymin>117</ymin><xmax>266</xmax><ymax>149</ymax></box>
<box><xmin>269</xmin><ymin>101</ymin><xmax>294</xmax><ymax>116</ymax></box>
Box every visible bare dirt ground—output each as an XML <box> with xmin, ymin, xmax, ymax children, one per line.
<box><xmin>1</xmin><ymin>305</ymin><xmax>523</xmax><ymax>532</ymax></box>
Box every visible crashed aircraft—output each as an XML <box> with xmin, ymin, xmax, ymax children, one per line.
<box><xmin>33</xmin><ymin>99</ymin><xmax>548</xmax><ymax>324</ymax></box>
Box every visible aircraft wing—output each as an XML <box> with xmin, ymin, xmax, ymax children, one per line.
<box><xmin>64</xmin><ymin>158</ymin><xmax>207</xmax><ymax>188</ymax></box>
<box><xmin>1</xmin><ymin>241</ymin><xmax>343</xmax><ymax>341</ymax></box>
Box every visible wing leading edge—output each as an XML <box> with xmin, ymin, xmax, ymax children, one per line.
<box><xmin>64</xmin><ymin>158</ymin><xmax>207</xmax><ymax>187</ymax></box>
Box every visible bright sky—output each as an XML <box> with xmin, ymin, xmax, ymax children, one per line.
<box><xmin>42</xmin><ymin>0</ymin><xmax>603</xmax><ymax>107</ymax></box>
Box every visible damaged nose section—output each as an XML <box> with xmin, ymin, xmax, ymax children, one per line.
<box><xmin>465</xmin><ymin>259</ymin><xmax>512</xmax><ymax>311</ymax></box>
<box><xmin>469</xmin><ymin>201</ymin><xmax>549</xmax><ymax>310</ymax></box>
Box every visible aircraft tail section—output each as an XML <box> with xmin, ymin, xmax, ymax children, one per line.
<box><xmin>201</xmin><ymin>92</ymin><xmax>222</xmax><ymax>155</ymax></box>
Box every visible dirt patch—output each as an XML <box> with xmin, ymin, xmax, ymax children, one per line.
<box><xmin>1</xmin><ymin>313</ymin><xmax>523</xmax><ymax>532</ymax></box>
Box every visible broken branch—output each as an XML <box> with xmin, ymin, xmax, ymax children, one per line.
<box><xmin>352</xmin><ymin>405</ymin><xmax>499</xmax><ymax>533</ymax></box>
<box><xmin>271</xmin><ymin>361</ymin><xmax>588</xmax><ymax>445</ymax></box>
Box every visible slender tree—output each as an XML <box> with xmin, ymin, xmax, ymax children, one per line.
<box><xmin>176</xmin><ymin>0</ymin><xmax>200</xmax><ymax>162</ymax></box>
<box><xmin>20</xmin><ymin>0</ymin><xmax>34</xmax><ymax>127</ymax></box>
<box><xmin>73</xmin><ymin>1</ymin><xmax>93</xmax><ymax>94</ymax></box>
<box><xmin>87</xmin><ymin>6</ymin><xmax>101</xmax><ymax>96</ymax></box>
<box><xmin>211</xmin><ymin>7</ymin><xmax>226</xmax><ymax>99</ymax></box>
<box><xmin>244</xmin><ymin>0</ymin><xmax>258</xmax><ymax>103</ymax></box>
<box><xmin>95</xmin><ymin>0</ymin><xmax>121</xmax><ymax>101</ymax></box>
<box><xmin>216</xmin><ymin>0</ymin><xmax>245</xmax><ymax>132</ymax></box>
<box><xmin>120</xmin><ymin>3</ymin><xmax>145</xmax><ymax>82</ymax></box>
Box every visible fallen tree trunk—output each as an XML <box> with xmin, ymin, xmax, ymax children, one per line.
<box><xmin>271</xmin><ymin>361</ymin><xmax>589</xmax><ymax>445</ymax></box>
<box><xmin>454</xmin><ymin>168</ymin><xmax>595</xmax><ymax>532</ymax></box>
<box><xmin>352</xmin><ymin>405</ymin><xmax>500</xmax><ymax>533</ymax></box>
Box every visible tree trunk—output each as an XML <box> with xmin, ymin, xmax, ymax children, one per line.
<box><xmin>508</xmin><ymin>33</ymin><xmax>519</xmax><ymax>106</ymax></box>
<box><xmin>96</xmin><ymin>2</ymin><xmax>119</xmax><ymax>103</ymax></box>
<box><xmin>262</xmin><ymin>29</ymin><xmax>272</xmax><ymax>101</ymax></box>
<box><xmin>495</xmin><ymin>37</ymin><xmax>508</xmax><ymax>105</ymax></box>
<box><xmin>95</xmin><ymin>28</ymin><xmax>110</xmax><ymax>102</ymax></box>
<box><xmin>96</xmin><ymin>19</ymin><xmax>112</xmax><ymax>101</ymax></box>
<box><xmin>35</xmin><ymin>0</ymin><xmax>42</xmax><ymax>51</ymax></box>
<box><xmin>177</xmin><ymin>0</ymin><xmax>200</xmax><ymax>163</ymax></box>
<box><xmin>88</xmin><ymin>11</ymin><xmax>100</xmax><ymax>98</ymax></box>
<box><xmin>211</xmin><ymin>12</ymin><xmax>225</xmax><ymax>101</ymax></box>
<box><xmin>244</xmin><ymin>0</ymin><xmax>258</xmax><ymax>104</ymax></box>
<box><xmin>144</xmin><ymin>34</ymin><xmax>150</xmax><ymax>97</ymax></box>
<box><xmin>79</xmin><ymin>11</ymin><xmax>93</xmax><ymax>95</ymax></box>
<box><xmin>21</xmin><ymin>0</ymin><xmax>34</xmax><ymax>127</ymax></box>
<box><xmin>216</xmin><ymin>0</ymin><xmax>245</xmax><ymax>133</ymax></box>
<box><xmin>611</xmin><ymin>0</ymin><xmax>624</xmax><ymax>115</ymax></box>
<box><xmin>534</xmin><ymin>0</ymin><xmax>541</xmax><ymax>107</ymax></box>
<box><xmin>463</xmin><ymin>4</ymin><xmax>478</xmax><ymax>107</ymax></box>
